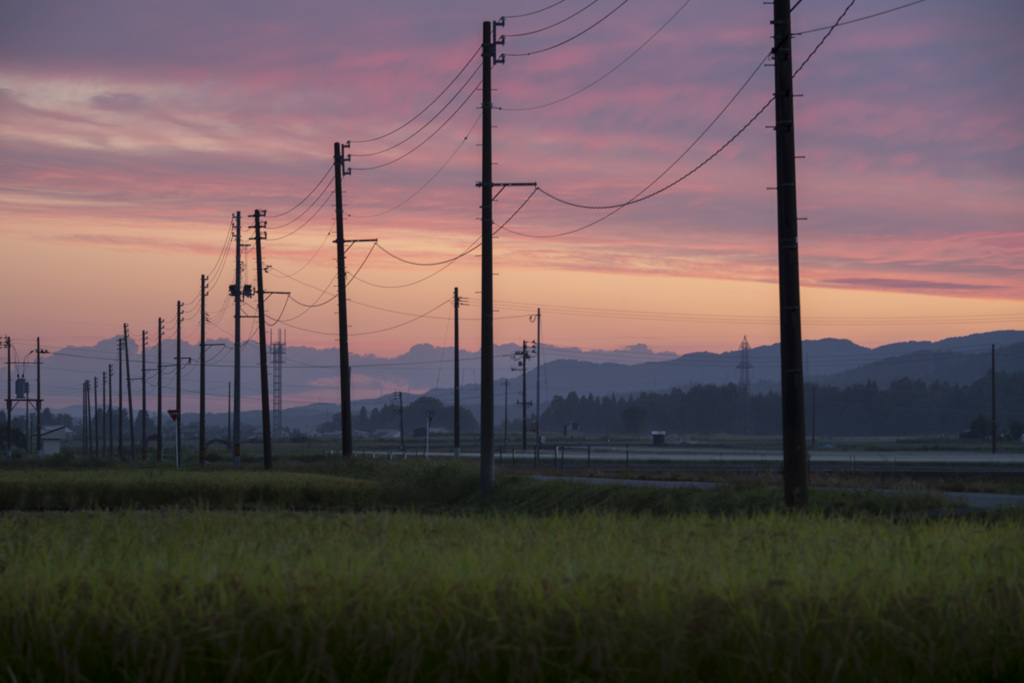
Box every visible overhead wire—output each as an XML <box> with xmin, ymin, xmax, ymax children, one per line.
<box><xmin>504</xmin><ymin>0</ymin><xmax>601</xmax><ymax>37</ymax></box>
<box><xmin>270</xmin><ymin>228</ymin><xmax>335</xmax><ymax>280</ymax></box>
<box><xmin>351</xmin><ymin>61</ymin><xmax>481</xmax><ymax>160</ymax></box>
<box><xmin>349</xmin><ymin>113</ymin><xmax>481</xmax><ymax>220</ymax></box>
<box><xmin>793</xmin><ymin>0</ymin><xmax>930</xmax><ymax>36</ymax></box>
<box><xmin>505</xmin><ymin>0</ymin><xmax>632</xmax><ymax>57</ymax></box>
<box><xmin>793</xmin><ymin>0</ymin><xmax>857</xmax><ymax>78</ymax></box>
<box><xmin>350</xmin><ymin>48</ymin><xmax>480</xmax><ymax>144</ymax></box>
<box><xmin>352</xmin><ymin>80</ymin><xmax>480</xmax><ymax>171</ymax></box>
<box><xmin>504</xmin><ymin>0</ymin><xmax>693</xmax><ymax>112</ymax></box>
<box><xmin>346</xmin><ymin>243</ymin><xmax>378</xmax><ymax>286</ymax></box>
<box><xmin>267</xmin><ymin>185</ymin><xmax>334</xmax><ymax>241</ymax></box>
<box><xmin>267</xmin><ymin>164</ymin><xmax>333</xmax><ymax>219</ymax></box>
<box><xmin>350</xmin><ymin>299</ymin><xmax>451</xmax><ymax>337</ymax></box>
<box><xmin>526</xmin><ymin>0</ymin><xmax>866</xmax><ymax>221</ymax></box>
<box><xmin>503</xmin><ymin>0</ymin><xmax>570</xmax><ymax>20</ymax></box>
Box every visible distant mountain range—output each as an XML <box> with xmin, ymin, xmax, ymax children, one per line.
<box><xmin>22</xmin><ymin>331</ymin><xmax>1024</xmax><ymax>433</ymax></box>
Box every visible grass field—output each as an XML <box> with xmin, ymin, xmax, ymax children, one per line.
<box><xmin>1</xmin><ymin>457</ymin><xmax>1022</xmax><ymax>681</ymax></box>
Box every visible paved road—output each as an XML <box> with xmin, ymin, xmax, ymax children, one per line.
<box><xmin>529</xmin><ymin>475</ymin><xmax>1024</xmax><ymax>511</ymax></box>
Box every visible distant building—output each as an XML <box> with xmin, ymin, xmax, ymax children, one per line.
<box><xmin>39</xmin><ymin>425</ymin><xmax>70</xmax><ymax>456</ymax></box>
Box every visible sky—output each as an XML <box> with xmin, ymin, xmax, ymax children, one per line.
<box><xmin>2</xmin><ymin>0</ymin><xmax>1023</xmax><ymax>381</ymax></box>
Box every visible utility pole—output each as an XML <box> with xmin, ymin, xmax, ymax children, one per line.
<box><xmin>231</xmin><ymin>211</ymin><xmax>243</xmax><ymax>469</ymax></box>
<box><xmin>453</xmin><ymin>287</ymin><xmax>462</xmax><ymax>457</ymax></box>
<box><xmin>992</xmin><ymin>344</ymin><xmax>997</xmax><ymax>454</ymax></box>
<box><xmin>534</xmin><ymin>309</ymin><xmax>541</xmax><ymax>457</ymax></box>
<box><xmin>4</xmin><ymin>336</ymin><xmax>10</xmax><ymax>458</ymax></box>
<box><xmin>199</xmin><ymin>274</ymin><xmax>207</xmax><ymax>466</ymax></box>
<box><xmin>480</xmin><ymin>20</ymin><xmax>501</xmax><ymax>494</ymax></box>
<box><xmin>425</xmin><ymin>410</ymin><xmax>435</xmax><ymax>457</ymax></box>
<box><xmin>157</xmin><ymin>317</ymin><xmax>164</xmax><ymax>462</ymax></box>
<box><xmin>397</xmin><ymin>391</ymin><xmax>405</xmax><ymax>454</ymax></box>
<box><xmin>141</xmin><ymin>330</ymin><xmax>147</xmax><ymax>460</ymax></box>
<box><xmin>35</xmin><ymin>337</ymin><xmax>47</xmax><ymax>457</ymax></box>
<box><xmin>176</xmin><ymin>300</ymin><xmax>182</xmax><ymax>467</ymax></box>
<box><xmin>478</xmin><ymin>21</ymin><xmax>534</xmax><ymax>490</ymax></box>
<box><xmin>503</xmin><ymin>379</ymin><xmax>509</xmax><ymax>449</ymax></box>
<box><xmin>334</xmin><ymin>141</ymin><xmax>354</xmax><ymax>458</ymax></box>
<box><xmin>252</xmin><ymin>209</ymin><xmax>272</xmax><ymax>470</ymax></box>
<box><xmin>513</xmin><ymin>340</ymin><xmax>532</xmax><ymax>451</ymax></box>
<box><xmin>93</xmin><ymin>375</ymin><xmax>99</xmax><ymax>456</ymax></box>
<box><xmin>124</xmin><ymin>324</ymin><xmax>136</xmax><ymax>461</ymax></box>
<box><xmin>117</xmin><ymin>336</ymin><xmax>123</xmax><ymax>457</ymax></box>
<box><xmin>82</xmin><ymin>381</ymin><xmax>90</xmax><ymax>456</ymax></box>
<box><xmin>772</xmin><ymin>0</ymin><xmax>809</xmax><ymax>508</ymax></box>
<box><xmin>107</xmin><ymin>363</ymin><xmax>113</xmax><ymax>457</ymax></box>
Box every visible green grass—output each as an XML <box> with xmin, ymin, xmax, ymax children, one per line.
<box><xmin>0</xmin><ymin>468</ymin><xmax>381</xmax><ymax>510</ymax></box>
<box><xmin>0</xmin><ymin>458</ymin><xmax>1019</xmax><ymax>680</ymax></box>
<box><xmin>1</xmin><ymin>510</ymin><xmax>1022</xmax><ymax>681</ymax></box>
<box><xmin>0</xmin><ymin>457</ymin><xmax>955</xmax><ymax>517</ymax></box>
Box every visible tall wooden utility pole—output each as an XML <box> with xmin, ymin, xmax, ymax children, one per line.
<box><xmin>252</xmin><ymin>209</ymin><xmax>272</xmax><ymax>470</ymax></box>
<box><xmin>176</xmin><ymin>300</ymin><xmax>182</xmax><ymax>467</ymax></box>
<box><xmin>453</xmin><ymin>288</ymin><xmax>463</xmax><ymax>457</ymax></box>
<box><xmin>141</xmin><ymin>330</ymin><xmax>147</xmax><ymax>460</ymax></box>
<box><xmin>93</xmin><ymin>375</ymin><xmax>99</xmax><ymax>456</ymax></box>
<box><xmin>534</xmin><ymin>309</ymin><xmax>541</xmax><ymax>458</ymax></box>
<box><xmin>123</xmin><ymin>324</ymin><xmax>135</xmax><ymax>461</ymax></box>
<box><xmin>480</xmin><ymin>21</ymin><xmax>498</xmax><ymax>494</ymax></box>
<box><xmin>5</xmin><ymin>336</ymin><xmax>11</xmax><ymax>458</ymax></box>
<box><xmin>34</xmin><ymin>337</ymin><xmax>46</xmax><ymax>457</ymax></box>
<box><xmin>199</xmin><ymin>274</ymin><xmax>207</xmax><ymax>466</ymax></box>
<box><xmin>232</xmin><ymin>211</ymin><xmax>242</xmax><ymax>469</ymax></box>
<box><xmin>773</xmin><ymin>0</ymin><xmax>809</xmax><ymax>507</ymax></box>
<box><xmin>992</xmin><ymin>344</ymin><xmax>997</xmax><ymax>454</ymax></box>
<box><xmin>478</xmin><ymin>21</ymin><xmax>533</xmax><ymax>490</ymax></box>
<box><xmin>117</xmin><ymin>336</ymin><xmax>123</xmax><ymax>457</ymax></box>
<box><xmin>82</xmin><ymin>381</ymin><xmax>91</xmax><ymax>456</ymax></box>
<box><xmin>157</xmin><ymin>318</ymin><xmax>163</xmax><ymax>462</ymax></box>
<box><xmin>107</xmin><ymin>363</ymin><xmax>113</xmax><ymax>457</ymax></box>
<box><xmin>334</xmin><ymin>142</ymin><xmax>354</xmax><ymax>458</ymax></box>
<box><xmin>519</xmin><ymin>340</ymin><xmax>530</xmax><ymax>450</ymax></box>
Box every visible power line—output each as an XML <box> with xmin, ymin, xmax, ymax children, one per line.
<box><xmin>793</xmin><ymin>0</ymin><xmax>857</xmax><ymax>79</ymax></box>
<box><xmin>535</xmin><ymin>94</ymin><xmax>774</xmax><ymax>213</ymax></box>
<box><xmin>505</xmin><ymin>0</ymin><xmax>600</xmax><ymax>38</ymax></box>
<box><xmin>352</xmin><ymin>80</ymin><xmax>480</xmax><ymax>171</ymax></box>
<box><xmin>267</xmin><ymin>185</ymin><xmax>334</xmax><ymax>240</ymax></box>
<box><xmin>350</xmin><ymin>299</ymin><xmax>451</xmax><ymax>337</ymax></box>
<box><xmin>349</xmin><ymin>113</ymin><xmax>481</xmax><ymax>220</ymax></box>
<box><xmin>350</xmin><ymin>48</ymin><xmax>480</xmax><ymax>144</ymax></box>
<box><xmin>505</xmin><ymin>0</ymin><xmax>632</xmax><ymax>57</ymax></box>
<box><xmin>504</xmin><ymin>0</ymin><xmax>693</xmax><ymax>112</ymax></box>
<box><xmin>350</xmin><ymin>59</ymin><xmax>480</xmax><ymax>159</ymax></box>
<box><xmin>793</xmin><ymin>0</ymin><xmax>930</xmax><ymax>36</ymax></box>
<box><xmin>503</xmin><ymin>0</ymin><xmax>570</xmax><ymax>20</ymax></box>
<box><xmin>267</xmin><ymin>164</ymin><xmax>333</xmax><ymax>219</ymax></box>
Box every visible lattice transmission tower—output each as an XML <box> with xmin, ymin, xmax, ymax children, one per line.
<box><xmin>271</xmin><ymin>329</ymin><xmax>286</xmax><ymax>438</ymax></box>
<box><xmin>737</xmin><ymin>336</ymin><xmax>753</xmax><ymax>434</ymax></box>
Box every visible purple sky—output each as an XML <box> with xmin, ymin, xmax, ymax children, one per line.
<box><xmin>1</xmin><ymin>0</ymin><xmax>1022</xmax><ymax>374</ymax></box>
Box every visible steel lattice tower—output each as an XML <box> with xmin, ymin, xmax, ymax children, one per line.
<box><xmin>271</xmin><ymin>329</ymin><xmax>285</xmax><ymax>438</ymax></box>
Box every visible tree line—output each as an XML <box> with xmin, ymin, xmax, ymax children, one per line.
<box><xmin>538</xmin><ymin>372</ymin><xmax>1024</xmax><ymax>440</ymax></box>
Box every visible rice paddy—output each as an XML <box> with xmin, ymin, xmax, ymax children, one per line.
<box><xmin>1</xmin><ymin>458</ymin><xmax>1021</xmax><ymax>681</ymax></box>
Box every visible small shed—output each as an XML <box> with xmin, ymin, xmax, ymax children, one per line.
<box><xmin>40</xmin><ymin>425</ymin><xmax>69</xmax><ymax>456</ymax></box>
<box><xmin>651</xmin><ymin>430</ymin><xmax>667</xmax><ymax>446</ymax></box>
